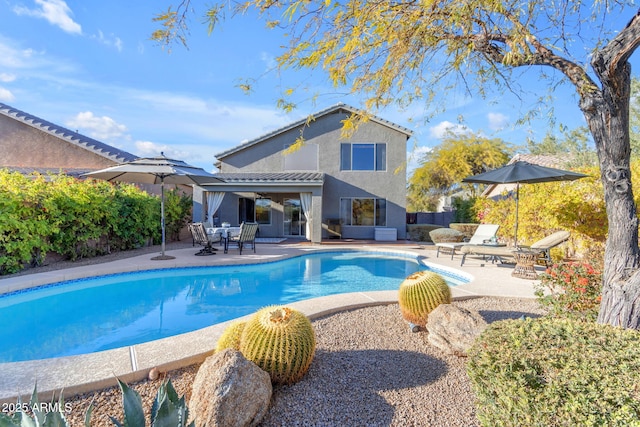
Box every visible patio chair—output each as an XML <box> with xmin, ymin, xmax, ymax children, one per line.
<box><xmin>225</xmin><ymin>222</ymin><xmax>259</xmax><ymax>254</ymax></box>
<box><xmin>436</xmin><ymin>224</ymin><xmax>500</xmax><ymax>260</ymax></box>
<box><xmin>188</xmin><ymin>222</ymin><xmax>219</xmax><ymax>256</ymax></box>
<box><xmin>459</xmin><ymin>230</ymin><xmax>571</xmax><ymax>267</ymax></box>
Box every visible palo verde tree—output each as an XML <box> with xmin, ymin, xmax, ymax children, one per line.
<box><xmin>154</xmin><ymin>1</ymin><xmax>640</xmax><ymax>329</ymax></box>
<box><xmin>408</xmin><ymin>131</ymin><xmax>511</xmax><ymax>211</ymax></box>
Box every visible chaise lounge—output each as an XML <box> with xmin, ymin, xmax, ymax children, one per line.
<box><xmin>459</xmin><ymin>230</ymin><xmax>571</xmax><ymax>267</ymax></box>
<box><xmin>435</xmin><ymin>224</ymin><xmax>500</xmax><ymax>260</ymax></box>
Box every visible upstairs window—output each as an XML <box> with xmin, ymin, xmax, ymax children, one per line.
<box><xmin>340</xmin><ymin>143</ymin><xmax>386</xmax><ymax>171</ymax></box>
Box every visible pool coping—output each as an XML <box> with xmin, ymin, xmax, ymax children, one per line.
<box><xmin>0</xmin><ymin>243</ymin><xmax>540</xmax><ymax>403</ymax></box>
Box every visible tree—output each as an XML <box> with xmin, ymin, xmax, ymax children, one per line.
<box><xmin>408</xmin><ymin>131</ymin><xmax>511</xmax><ymax>211</ymax></box>
<box><xmin>527</xmin><ymin>126</ymin><xmax>597</xmax><ymax>167</ymax></box>
<box><xmin>154</xmin><ymin>1</ymin><xmax>640</xmax><ymax>329</ymax></box>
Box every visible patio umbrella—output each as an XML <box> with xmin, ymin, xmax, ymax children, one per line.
<box><xmin>462</xmin><ymin>161</ymin><xmax>588</xmax><ymax>246</ymax></box>
<box><xmin>84</xmin><ymin>154</ymin><xmax>218</xmax><ymax>260</ymax></box>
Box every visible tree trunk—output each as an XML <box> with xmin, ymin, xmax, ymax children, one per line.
<box><xmin>581</xmin><ymin>49</ymin><xmax>640</xmax><ymax>329</ymax></box>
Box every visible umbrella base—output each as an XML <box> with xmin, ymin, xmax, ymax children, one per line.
<box><xmin>151</xmin><ymin>254</ymin><xmax>176</xmax><ymax>261</ymax></box>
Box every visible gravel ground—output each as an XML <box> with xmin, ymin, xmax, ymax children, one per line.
<box><xmin>5</xmin><ymin>242</ymin><xmax>546</xmax><ymax>426</ymax></box>
<box><xmin>59</xmin><ymin>297</ymin><xmax>545</xmax><ymax>427</ymax></box>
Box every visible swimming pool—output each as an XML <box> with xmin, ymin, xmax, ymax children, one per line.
<box><xmin>0</xmin><ymin>251</ymin><xmax>468</xmax><ymax>362</ymax></box>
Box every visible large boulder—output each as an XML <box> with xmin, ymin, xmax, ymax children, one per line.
<box><xmin>189</xmin><ymin>349</ymin><xmax>272</xmax><ymax>427</ymax></box>
<box><xmin>426</xmin><ymin>304</ymin><xmax>488</xmax><ymax>356</ymax></box>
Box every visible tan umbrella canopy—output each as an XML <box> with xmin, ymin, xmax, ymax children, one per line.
<box><xmin>84</xmin><ymin>153</ymin><xmax>219</xmax><ymax>260</ymax></box>
<box><xmin>462</xmin><ymin>161</ymin><xmax>588</xmax><ymax>247</ymax></box>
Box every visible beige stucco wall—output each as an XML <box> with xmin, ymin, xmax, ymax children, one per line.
<box><xmin>0</xmin><ymin>115</ymin><xmax>117</xmax><ymax>169</ymax></box>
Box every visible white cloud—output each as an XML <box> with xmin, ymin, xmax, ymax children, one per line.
<box><xmin>13</xmin><ymin>0</ymin><xmax>82</xmax><ymax>35</ymax></box>
<box><xmin>487</xmin><ymin>112</ymin><xmax>508</xmax><ymax>131</ymax></box>
<box><xmin>66</xmin><ymin>111</ymin><xmax>128</xmax><ymax>141</ymax></box>
<box><xmin>92</xmin><ymin>30</ymin><xmax>123</xmax><ymax>52</ymax></box>
<box><xmin>428</xmin><ymin>121</ymin><xmax>469</xmax><ymax>139</ymax></box>
<box><xmin>260</xmin><ymin>52</ymin><xmax>277</xmax><ymax>70</ymax></box>
<box><xmin>134</xmin><ymin>141</ymin><xmax>191</xmax><ymax>160</ymax></box>
<box><xmin>0</xmin><ymin>73</ymin><xmax>16</xmax><ymax>83</ymax></box>
<box><xmin>0</xmin><ymin>87</ymin><xmax>15</xmax><ymax>102</ymax></box>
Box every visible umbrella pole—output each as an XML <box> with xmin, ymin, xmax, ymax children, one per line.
<box><xmin>514</xmin><ymin>183</ymin><xmax>519</xmax><ymax>248</ymax></box>
<box><xmin>152</xmin><ymin>177</ymin><xmax>175</xmax><ymax>260</ymax></box>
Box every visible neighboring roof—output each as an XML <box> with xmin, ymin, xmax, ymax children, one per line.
<box><xmin>3</xmin><ymin>167</ymin><xmax>94</xmax><ymax>178</ymax></box>
<box><xmin>0</xmin><ymin>102</ymin><xmax>138</xmax><ymax>164</ymax></box>
<box><xmin>507</xmin><ymin>153</ymin><xmax>565</xmax><ymax>168</ymax></box>
<box><xmin>198</xmin><ymin>172</ymin><xmax>325</xmax><ymax>187</ymax></box>
<box><xmin>215</xmin><ymin>103</ymin><xmax>413</xmax><ymax>160</ymax></box>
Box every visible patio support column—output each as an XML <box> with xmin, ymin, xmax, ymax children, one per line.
<box><xmin>310</xmin><ymin>192</ymin><xmax>323</xmax><ymax>243</ymax></box>
<box><xmin>192</xmin><ymin>186</ymin><xmax>205</xmax><ymax>223</ymax></box>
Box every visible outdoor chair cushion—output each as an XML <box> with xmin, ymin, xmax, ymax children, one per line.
<box><xmin>460</xmin><ymin>230</ymin><xmax>571</xmax><ymax>266</ymax></box>
<box><xmin>436</xmin><ymin>224</ymin><xmax>500</xmax><ymax>260</ymax></box>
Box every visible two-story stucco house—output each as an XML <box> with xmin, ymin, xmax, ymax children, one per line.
<box><xmin>194</xmin><ymin>104</ymin><xmax>411</xmax><ymax>243</ymax></box>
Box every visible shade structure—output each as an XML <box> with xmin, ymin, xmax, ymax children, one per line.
<box><xmin>84</xmin><ymin>154</ymin><xmax>218</xmax><ymax>260</ymax></box>
<box><xmin>462</xmin><ymin>161</ymin><xmax>588</xmax><ymax>246</ymax></box>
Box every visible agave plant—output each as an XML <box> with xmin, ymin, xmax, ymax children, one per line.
<box><xmin>110</xmin><ymin>378</ymin><xmax>194</xmax><ymax>427</ymax></box>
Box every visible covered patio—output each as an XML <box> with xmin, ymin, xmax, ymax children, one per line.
<box><xmin>193</xmin><ymin>172</ymin><xmax>325</xmax><ymax>243</ymax></box>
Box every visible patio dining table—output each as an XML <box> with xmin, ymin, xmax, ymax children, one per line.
<box><xmin>206</xmin><ymin>226</ymin><xmax>241</xmax><ymax>244</ymax></box>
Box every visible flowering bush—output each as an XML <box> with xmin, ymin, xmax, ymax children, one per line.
<box><xmin>535</xmin><ymin>261</ymin><xmax>602</xmax><ymax>321</ymax></box>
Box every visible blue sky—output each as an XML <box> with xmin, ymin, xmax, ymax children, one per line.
<box><xmin>1</xmin><ymin>1</ymin><xmax>637</xmax><ymax>174</ymax></box>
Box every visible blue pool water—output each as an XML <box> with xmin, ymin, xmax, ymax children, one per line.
<box><xmin>0</xmin><ymin>251</ymin><xmax>467</xmax><ymax>362</ymax></box>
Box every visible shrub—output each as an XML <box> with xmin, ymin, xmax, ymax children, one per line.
<box><xmin>164</xmin><ymin>188</ymin><xmax>193</xmax><ymax>241</ymax></box>
<box><xmin>0</xmin><ymin>170</ymin><xmax>162</xmax><ymax>274</ymax></box>
<box><xmin>452</xmin><ymin>196</ymin><xmax>478</xmax><ymax>223</ymax></box>
<box><xmin>398</xmin><ymin>271</ymin><xmax>451</xmax><ymax>326</ymax></box>
<box><xmin>428</xmin><ymin>227</ymin><xmax>464</xmax><ymax>243</ymax></box>
<box><xmin>535</xmin><ymin>261</ymin><xmax>602</xmax><ymax>321</ymax></box>
<box><xmin>406</xmin><ymin>224</ymin><xmax>442</xmax><ymax>242</ymax></box>
<box><xmin>449</xmin><ymin>223</ymin><xmax>479</xmax><ymax>239</ymax></box>
<box><xmin>467</xmin><ymin>317</ymin><xmax>640</xmax><ymax>426</ymax></box>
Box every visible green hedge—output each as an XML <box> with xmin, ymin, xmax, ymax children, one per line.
<box><xmin>467</xmin><ymin>317</ymin><xmax>640</xmax><ymax>426</ymax></box>
<box><xmin>0</xmin><ymin>170</ymin><xmax>191</xmax><ymax>275</ymax></box>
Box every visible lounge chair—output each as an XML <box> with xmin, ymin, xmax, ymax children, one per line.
<box><xmin>436</xmin><ymin>224</ymin><xmax>500</xmax><ymax>260</ymax></box>
<box><xmin>189</xmin><ymin>222</ymin><xmax>220</xmax><ymax>256</ymax></box>
<box><xmin>459</xmin><ymin>230</ymin><xmax>571</xmax><ymax>266</ymax></box>
<box><xmin>225</xmin><ymin>222</ymin><xmax>259</xmax><ymax>254</ymax></box>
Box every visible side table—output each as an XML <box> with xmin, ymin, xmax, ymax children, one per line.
<box><xmin>511</xmin><ymin>249</ymin><xmax>542</xmax><ymax>280</ymax></box>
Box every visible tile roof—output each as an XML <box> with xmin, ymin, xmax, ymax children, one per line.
<box><xmin>0</xmin><ymin>102</ymin><xmax>138</xmax><ymax>164</ymax></box>
<box><xmin>215</xmin><ymin>103</ymin><xmax>413</xmax><ymax>160</ymax></box>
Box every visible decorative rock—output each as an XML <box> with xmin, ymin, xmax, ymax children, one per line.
<box><xmin>148</xmin><ymin>367</ymin><xmax>160</xmax><ymax>381</ymax></box>
<box><xmin>189</xmin><ymin>349</ymin><xmax>272</xmax><ymax>427</ymax></box>
<box><xmin>426</xmin><ymin>304</ymin><xmax>488</xmax><ymax>356</ymax></box>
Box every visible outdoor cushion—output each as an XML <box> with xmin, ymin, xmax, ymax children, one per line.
<box><xmin>460</xmin><ymin>230</ymin><xmax>570</xmax><ymax>266</ymax></box>
<box><xmin>436</xmin><ymin>224</ymin><xmax>500</xmax><ymax>260</ymax></box>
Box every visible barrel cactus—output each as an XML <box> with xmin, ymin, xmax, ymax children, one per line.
<box><xmin>239</xmin><ymin>305</ymin><xmax>316</xmax><ymax>385</ymax></box>
<box><xmin>398</xmin><ymin>271</ymin><xmax>451</xmax><ymax>327</ymax></box>
<box><xmin>215</xmin><ymin>321</ymin><xmax>246</xmax><ymax>352</ymax></box>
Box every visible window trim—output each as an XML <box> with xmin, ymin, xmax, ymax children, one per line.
<box><xmin>340</xmin><ymin>197</ymin><xmax>387</xmax><ymax>226</ymax></box>
<box><xmin>340</xmin><ymin>143</ymin><xmax>386</xmax><ymax>171</ymax></box>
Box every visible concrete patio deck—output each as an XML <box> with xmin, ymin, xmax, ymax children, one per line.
<box><xmin>0</xmin><ymin>240</ymin><xmax>544</xmax><ymax>402</ymax></box>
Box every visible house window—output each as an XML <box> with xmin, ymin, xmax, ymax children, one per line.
<box><xmin>284</xmin><ymin>143</ymin><xmax>318</xmax><ymax>171</ymax></box>
<box><xmin>255</xmin><ymin>198</ymin><xmax>272</xmax><ymax>225</ymax></box>
<box><xmin>340</xmin><ymin>143</ymin><xmax>386</xmax><ymax>171</ymax></box>
<box><xmin>340</xmin><ymin>197</ymin><xmax>387</xmax><ymax>226</ymax></box>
